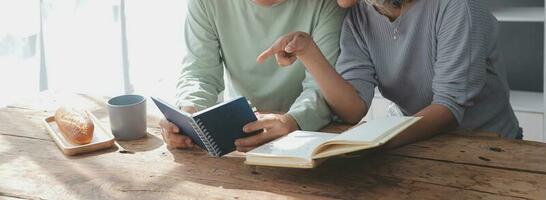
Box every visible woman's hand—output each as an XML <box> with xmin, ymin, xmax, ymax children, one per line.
<box><xmin>259</xmin><ymin>31</ymin><xmax>368</xmax><ymax>124</ymax></box>
<box><xmin>257</xmin><ymin>32</ymin><xmax>318</xmax><ymax>67</ymax></box>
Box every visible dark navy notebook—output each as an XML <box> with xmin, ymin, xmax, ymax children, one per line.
<box><xmin>151</xmin><ymin>96</ymin><xmax>258</xmax><ymax>157</ymax></box>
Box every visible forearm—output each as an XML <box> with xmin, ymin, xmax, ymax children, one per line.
<box><xmin>384</xmin><ymin>104</ymin><xmax>457</xmax><ymax>149</ymax></box>
<box><xmin>178</xmin><ymin>0</ymin><xmax>224</xmax><ymax>110</ymax></box>
<box><xmin>298</xmin><ymin>43</ymin><xmax>367</xmax><ymax>124</ymax></box>
<box><xmin>176</xmin><ymin>76</ymin><xmax>223</xmax><ymax>110</ymax></box>
<box><xmin>286</xmin><ymin>87</ymin><xmax>332</xmax><ymax>131</ymax></box>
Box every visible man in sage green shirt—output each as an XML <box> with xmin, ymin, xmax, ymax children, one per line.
<box><xmin>160</xmin><ymin>0</ymin><xmax>345</xmax><ymax>152</ymax></box>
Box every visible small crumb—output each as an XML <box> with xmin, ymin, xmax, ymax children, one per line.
<box><xmin>460</xmin><ymin>150</ymin><xmax>466</xmax><ymax>153</ymax></box>
<box><xmin>251</xmin><ymin>171</ymin><xmax>260</xmax><ymax>175</ymax></box>
<box><xmin>478</xmin><ymin>156</ymin><xmax>491</xmax><ymax>162</ymax></box>
<box><xmin>119</xmin><ymin>150</ymin><xmax>135</xmax><ymax>154</ymax></box>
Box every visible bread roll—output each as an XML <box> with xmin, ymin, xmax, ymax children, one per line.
<box><xmin>54</xmin><ymin>107</ymin><xmax>94</xmax><ymax>145</ymax></box>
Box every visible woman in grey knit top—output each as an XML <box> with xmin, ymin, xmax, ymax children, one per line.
<box><xmin>258</xmin><ymin>0</ymin><xmax>522</xmax><ymax>147</ymax></box>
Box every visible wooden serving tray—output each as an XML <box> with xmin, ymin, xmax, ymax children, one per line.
<box><xmin>42</xmin><ymin>111</ymin><xmax>115</xmax><ymax>156</ymax></box>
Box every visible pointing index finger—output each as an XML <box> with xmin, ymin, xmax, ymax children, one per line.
<box><xmin>257</xmin><ymin>37</ymin><xmax>288</xmax><ymax>64</ymax></box>
<box><xmin>257</xmin><ymin>47</ymin><xmax>275</xmax><ymax>64</ymax></box>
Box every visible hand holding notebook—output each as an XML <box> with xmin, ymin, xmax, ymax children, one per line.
<box><xmin>152</xmin><ymin>96</ymin><xmax>258</xmax><ymax>157</ymax></box>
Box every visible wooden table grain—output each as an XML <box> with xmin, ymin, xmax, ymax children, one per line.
<box><xmin>1</xmin><ymin>91</ymin><xmax>545</xmax><ymax>200</ymax></box>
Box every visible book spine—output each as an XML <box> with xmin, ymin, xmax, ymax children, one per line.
<box><xmin>189</xmin><ymin>118</ymin><xmax>222</xmax><ymax>157</ymax></box>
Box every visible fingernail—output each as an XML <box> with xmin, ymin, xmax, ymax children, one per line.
<box><xmin>235</xmin><ymin>140</ymin><xmax>240</xmax><ymax>146</ymax></box>
<box><xmin>285</xmin><ymin>46</ymin><xmax>293</xmax><ymax>53</ymax></box>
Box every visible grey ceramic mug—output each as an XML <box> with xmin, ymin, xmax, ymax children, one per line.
<box><xmin>107</xmin><ymin>94</ymin><xmax>147</xmax><ymax>140</ymax></box>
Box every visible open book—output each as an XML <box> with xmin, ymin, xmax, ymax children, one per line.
<box><xmin>245</xmin><ymin>117</ymin><xmax>421</xmax><ymax>168</ymax></box>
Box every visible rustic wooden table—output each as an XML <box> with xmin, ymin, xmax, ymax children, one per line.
<box><xmin>1</xmin><ymin>92</ymin><xmax>545</xmax><ymax>200</ymax></box>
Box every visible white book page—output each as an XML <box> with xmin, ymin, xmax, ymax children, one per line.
<box><xmin>330</xmin><ymin>117</ymin><xmax>414</xmax><ymax>144</ymax></box>
<box><xmin>247</xmin><ymin>131</ymin><xmax>337</xmax><ymax>160</ymax></box>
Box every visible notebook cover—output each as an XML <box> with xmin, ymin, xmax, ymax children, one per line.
<box><xmin>193</xmin><ymin>97</ymin><xmax>258</xmax><ymax>156</ymax></box>
<box><xmin>150</xmin><ymin>97</ymin><xmax>208</xmax><ymax>150</ymax></box>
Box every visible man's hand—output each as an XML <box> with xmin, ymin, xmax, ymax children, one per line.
<box><xmin>257</xmin><ymin>31</ymin><xmax>317</xmax><ymax>67</ymax></box>
<box><xmin>235</xmin><ymin>113</ymin><xmax>299</xmax><ymax>152</ymax></box>
<box><xmin>159</xmin><ymin>106</ymin><xmax>198</xmax><ymax>150</ymax></box>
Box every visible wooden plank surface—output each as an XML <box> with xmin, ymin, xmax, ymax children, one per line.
<box><xmin>0</xmin><ymin>134</ymin><xmax>530</xmax><ymax>200</ymax></box>
<box><xmin>1</xmin><ymin>91</ymin><xmax>545</xmax><ymax>199</ymax></box>
<box><xmin>389</xmin><ymin>134</ymin><xmax>546</xmax><ymax>174</ymax></box>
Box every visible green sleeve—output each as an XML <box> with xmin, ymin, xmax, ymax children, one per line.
<box><xmin>176</xmin><ymin>0</ymin><xmax>224</xmax><ymax>110</ymax></box>
<box><xmin>287</xmin><ymin>2</ymin><xmax>346</xmax><ymax>131</ymax></box>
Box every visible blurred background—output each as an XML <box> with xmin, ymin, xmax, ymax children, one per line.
<box><xmin>0</xmin><ymin>0</ymin><xmax>188</xmax><ymax>106</ymax></box>
<box><xmin>0</xmin><ymin>0</ymin><xmax>545</xmax><ymax>141</ymax></box>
